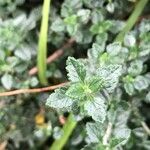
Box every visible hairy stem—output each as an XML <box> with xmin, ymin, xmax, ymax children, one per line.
<box><xmin>115</xmin><ymin>0</ymin><xmax>148</xmax><ymax>43</ymax></box>
<box><xmin>50</xmin><ymin>113</ymin><xmax>77</xmax><ymax>150</ymax></box>
<box><xmin>37</xmin><ymin>0</ymin><xmax>51</xmax><ymax>85</ymax></box>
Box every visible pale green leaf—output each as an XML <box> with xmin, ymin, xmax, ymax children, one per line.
<box><xmin>66</xmin><ymin>83</ymin><xmax>85</xmax><ymax>99</ymax></box>
<box><xmin>1</xmin><ymin>74</ymin><xmax>13</xmax><ymax>90</ymax></box>
<box><xmin>46</xmin><ymin>88</ymin><xmax>74</xmax><ymax>111</ymax></box>
<box><xmin>66</xmin><ymin>57</ymin><xmax>86</xmax><ymax>82</ymax></box>
<box><xmin>86</xmin><ymin>122</ymin><xmax>105</xmax><ymax>143</ymax></box>
<box><xmin>96</xmin><ymin>65</ymin><xmax>122</xmax><ymax>92</ymax></box>
<box><xmin>134</xmin><ymin>76</ymin><xmax>149</xmax><ymax>91</ymax></box>
<box><xmin>84</xmin><ymin>96</ymin><xmax>106</xmax><ymax>122</ymax></box>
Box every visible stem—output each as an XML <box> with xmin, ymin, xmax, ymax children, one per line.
<box><xmin>50</xmin><ymin>113</ymin><xmax>77</xmax><ymax>150</ymax></box>
<box><xmin>141</xmin><ymin>121</ymin><xmax>150</xmax><ymax>136</ymax></box>
<box><xmin>115</xmin><ymin>0</ymin><xmax>148</xmax><ymax>43</ymax></box>
<box><xmin>37</xmin><ymin>0</ymin><xmax>51</xmax><ymax>85</ymax></box>
<box><xmin>102</xmin><ymin>122</ymin><xmax>113</xmax><ymax>146</ymax></box>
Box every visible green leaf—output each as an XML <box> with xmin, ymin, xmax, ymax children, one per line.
<box><xmin>90</xmin><ymin>21</ymin><xmax>112</xmax><ymax>34</ymax></box>
<box><xmin>46</xmin><ymin>88</ymin><xmax>74</xmax><ymax>111</ymax></box>
<box><xmin>113</xmin><ymin>128</ymin><xmax>131</xmax><ymax>146</ymax></box>
<box><xmin>88</xmin><ymin>43</ymin><xmax>105</xmax><ymax>60</ymax></box>
<box><xmin>77</xmin><ymin>9</ymin><xmax>90</xmax><ymax>24</ymax></box>
<box><xmin>84</xmin><ymin>96</ymin><xmax>107</xmax><ymax>122</ymax></box>
<box><xmin>128</xmin><ymin>60</ymin><xmax>143</xmax><ymax>76</ymax></box>
<box><xmin>66</xmin><ymin>83</ymin><xmax>85</xmax><ymax>99</ymax></box>
<box><xmin>106</xmin><ymin>42</ymin><xmax>122</xmax><ymax>56</ymax></box>
<box><xmin>81</xmin><ymin>143</ymin><xmax>105</xmax><ymax>150</ymax></box>
<box><xmin>51</xmin><ymin>18</ymin><xmax>65</xmax><ymax>32</ymax></box>
<box><xmin>112</xmin><ymin>106</ymin><xmax>131</xmax><ymax>147</ymax></box>
<box><xmin>86</xmin><ymin>122</ymin><xmax>105</xmax><ymax>143</ymax></box>
<box><xmin>1</xmin><ymin>73</ymin><xmax>13</xmax><ymax>90</ymax></box>
<box><xmin>66</xmin><ymin>57</ymin><xmax>86</xmax><ymax>82</ymax></box>
<box><xmin>124</xmin><ymin>82</ymin><xmax>135</xmax><ymax>96</ymax></box>
<box><xmin>91</xmin><ymin>9</ymin><xmax>104</xmax><ymax>24</ymax></box>
<box><xmin>87</xmin><ymin>76</ymin><xmax>104</xmax><ymax>93</ymax></box>
<box><xmin>134</xmin><ymin>75</ymin><xmax>149</xmax><ymax>91</ymax></box>
<box><xmin>96</xmin><ymin>65</ymin><xmax>122</xmax><ymax>92</ymax></box>
<box><xmin>15</xmin><ymin>46</ymin><xmax>32</xmax><ymax>61</ymax></box>
<box><xmin>124</xmin><ymin>34</ymin><xmax>136</xmax><ymax>47</ymax></box>
<box><xmin>64</xmin><ymin>15</ymin><xmax>77</xmax><ymax>25</ymax></box>
<box><xmin>110</xmin><ymin>137</ymin><xmax>128</xmax><ymax>148</ymax></box>
<box><xmin>66</xmin><ymin>24</ymin><xmax>78</xmax><ymax>35</ymax></box>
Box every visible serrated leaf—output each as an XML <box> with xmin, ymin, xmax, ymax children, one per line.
<box><xmin>88</xmin><ymin>43</ymin><xmax>105</xmax><ymax>60</ymax></box>
<box><xmin>15</xmin><ymin>46</ymin><xmax>32</xmax><ymax>61</ymax></box>
<box><xmin>113</xmin><ymin>128</ymin><xmax>131</xmax><ymax>146</ymax></box>
<box><xmin>91</xmin><ymin>9</ymin><xmax>104</xmax><ymax>24</ymax></box>
<box><xmin>84</xmin><ymin>96</ymin><xmax>106</xmax><ymax>122</ymax></box>
<box><xmin>106</xmin><ymin>42</ymin><xmax>122</xmax><ymax>56</ymax></box>
<box><xmin>90</xmin><ymin>21</ymin><xmax>112</xmax><ymax>34</ymax></box>
<box><xmin>1</xmin><ymin>74</ymin><xmax>13</xmax><ymax>90</ymax></box>
<box><xmin>112</xmin><ymin>106</ymin><xmax>131</xmax><ymax>147</ymax></box>
<box><xmin>87</xmin><ymin>76</ymin><xmax>104</xmax><ymax>93</ymax></box>
<box><xmin>124</xmin><ymin>82</ymin><xmax>135</xmax><ymax>95</ymax></box>
<box><xmin>66</xmin><ymin>57</ymin><xmax>86</xmax><ymax>82</ymax></box>
<box><xmin>66</xmin><ymin>83</ymin><xmax>85</xmax><ymax>99</ymax></box>
<box><xmin>134</xmin><ymin>76</ymin><xmax>149</xmax><ymax>91</ymax></box>
<box><xmin>86</xmin><ymin>122</ymin><xmax>105</xmax><ymax>143</ymax></box>
<box><xmin>46</xmin><ymin>88</ymin><xmax>74</xmax><ymax>111</ymax></box>
<box><xmin>51</xmin><ymin>18</ymin><xmax>65</xmax><ymax>32</ymax></box>
<box><xmin>124</xmin><ymin>34</ymin><xmax>136</xmax><ymax>47</ymax></box>
<box><xmin>81</xmin><ymin>143</ymin><xmax>105</xmax><ymax>150</ymax></box>
<box><xmin>96</xmin><ymin>65</ymin><xmax>122</xmax><ymax>92</ymax></box>
<box><xmin>77</xmin><ymin>9</ymin><xmax>90</xmax><ymax>24</ymax></box>
<box><xmin>128</xmin><ymin>60</ymin><xmax>143</xmax><ymax>76</ymax></box>
<box><xmin>110</xmin><ymin>137</ymin><xmax>127</xmax><ymax>148</ymax></box>
<box><xmin>64</xmin><ymin>15</ymin><xmax>77</xmax><ymax>25</ymax></box>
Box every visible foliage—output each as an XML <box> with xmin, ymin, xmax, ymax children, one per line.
<box><xmin>0</xmin><ymin>0</ymin><xmax>150</xmax><ymax>150</ymax></box>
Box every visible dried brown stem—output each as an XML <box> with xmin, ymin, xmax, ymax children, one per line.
<box><xmin>0</xmin><ymin>82</ymin><xmax>68</xmax><ymax>97</ymax></box>
<box><xmin>28</xmin><ymin>38</ymin><xmax>75</xmax><ymax>76</ymax></box>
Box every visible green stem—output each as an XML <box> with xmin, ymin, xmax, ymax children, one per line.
<box><xmin>50</xmin><ymin>113</ymin><xmax>77</xmax><ymax>150</ymax></box>
<box><xmin>115</xmin><ymin>0</ymin><xmax>148</xmax><ymax>43</ymax></box>
<box><xmin>37</xmin><ymin>0</ymin><xmax>51</xmax><ymax>85</ymax></box>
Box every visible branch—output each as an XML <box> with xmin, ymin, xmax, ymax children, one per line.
<box><xmin>0</xmin><ymin>82</ymin><xmax>68</xmax><ymax>97</ymax></box>
<box><xmin>29</xmin><ymin>38</ymin><xmax>75</xmax><ymax>76</ymax></box>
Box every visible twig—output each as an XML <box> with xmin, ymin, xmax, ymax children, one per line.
<box><xmin>102</xmin><ymin>122</ymin><xmax>113</xmax><ymax>146</ymax></box>
<box><xmin>141</xmin><ymin>121</ymin><xmax>150</xmax><ymax>136</ymax></box>
<box><xmin>29</xmin><ymin>38</ymin><xmax>75</xmax><ymax>76</ymax></box>
<box><xmin>0</xmin><ymin>82</ymin><xmax>68</xmax><ymax>97</ymax></box>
